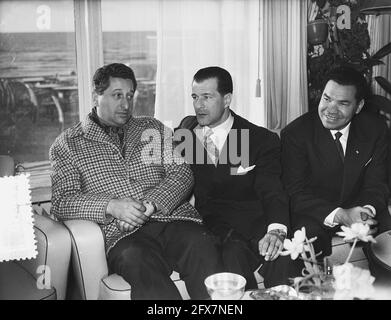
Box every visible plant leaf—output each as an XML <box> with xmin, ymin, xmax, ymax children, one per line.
<box><xmin>363</xmin><ymin>58</ymin><xmax>385</xmax><ymax>68</ymax></box>
<box><xmin>372</xmin><ymin>42</ymin><xmax>391</xmax><ymax>60</ymax></box>
<box><xmin>366</xmin><ymin>94</ymin><xmax>391</xmax><ymax>115</ymax></box>
<box><xmin>375</xmin><ymin>76</ymin><xmax>391</xmax><ymax>95</ymax></box>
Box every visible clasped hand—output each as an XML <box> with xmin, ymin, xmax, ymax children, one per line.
<box><xmin>107</xmin><ymin>198</ymin><xmax>155</xmax><ymax>232</ymax></box>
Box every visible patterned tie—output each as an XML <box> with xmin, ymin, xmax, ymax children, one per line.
<box><xmin>334</xmin><ymin>131</ymin><xmax>344</xmax><ymax>163</ymax></box>
<box><xmin>203</xmin><ymin>128</ymin><xmax>219</xmax><ymax>165</ymax></box>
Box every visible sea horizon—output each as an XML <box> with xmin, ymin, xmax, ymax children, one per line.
<box><xmin>0</xmin><ymin>31</ymin><xmax>157</xmax><ymax>79</ymax></box>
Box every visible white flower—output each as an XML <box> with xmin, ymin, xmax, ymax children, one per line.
<box><xmin>336</xmin><ymin>223</ymin><xmax>376</xmax><ymax>243</ymax></box>
<box><xmin>333</xmin><ymin>263</ymin><xmax>375</xmax><ymax>300</ymax></box>
<box><xmin>281</xmin><ymin>227</ymin><xmax>306</xmax><ymax>260</ymax></box>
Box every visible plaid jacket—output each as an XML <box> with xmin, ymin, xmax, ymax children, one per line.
<box><xmin>49</xmin><ymin>113</ymin><xmax>201</xmax><ymax>254</ymax></box>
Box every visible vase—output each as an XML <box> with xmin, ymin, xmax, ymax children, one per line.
<box><xmin>307</xmin><ymin>19</ymin><xmax>329</xmax><ymax>45</ymax></box>
<box><xmin>296</xmin><ymin>276</ymin><xmax>335</xmax><ymax>300</ymax></box>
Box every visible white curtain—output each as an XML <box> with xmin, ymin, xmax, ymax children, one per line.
<box><xmin>368</xmin><ymin>14</ymin><xmax>391</xmax><ymax>99</ymax></box>
<box><xmin>262</xmin><ymin>0</ymin><xmax>308</xmax><ymax>130</ymax></box>
<box><xmin>154</xmin><ymin>0</ymin><xmax>263</xmax><ymax>129</ymax></box>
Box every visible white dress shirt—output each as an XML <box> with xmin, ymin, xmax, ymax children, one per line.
<box><xmin>194</xmin><ymin>112</ymin><xmax>234</xmax><ymax>153</ymax></box>
<box><xmin>195</xmin><ymin>111</ymin><xmax>287</xmax><ymax>234</ymax></box>
<box><xmin>324</xmin><ymin>123</ymin><xmax>376</xmax><ymax>227</ymax></box>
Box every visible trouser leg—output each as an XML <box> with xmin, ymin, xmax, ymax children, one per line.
<box><xmin>219</xmin><ymin>237</ymin><xmax>300</xmax><ymax>289</ymax></box>
<box><xmin>220</xmin><ymin>239</ymin><xmax>260</xmax><ymax>290</ymax></box>
<box><xmin>258</xmin><ymin>254</ymin><xmax>300</xmax><ymax>288</ymax></box>
<box><xmin>161</xmin><ymin>221</ymin><xmax>222</xmax><ymax>300</ymax></box>
<box><xmin>107</xmin><ymin>224</ymin><xmax>181</xmax><ymax>300</ymax></box>
<box><xmin>293</xmin><ymin>217</ymin><xmax>333</xmax><ymax>257</ymax></box>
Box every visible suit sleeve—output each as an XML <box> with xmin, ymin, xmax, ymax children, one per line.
<box><xmin>49</xmin><ymin>137</ymin><xmax>115</xmax><ymax>225</ymax></box>
<box><xmin>253</xmin><ymin>131</ymin><xmax>289</xmax><ymax>227</ymax></box>
<box><xmin>143</xmin><ymin>123</ymin><xmax>194</xmax><ymax>215</ymax></box>
<box><xmin>356</xmin><ymin>122</ymin><xmax>389</xmax><ymax>212</ymax></box>
<box><xmin>281</xmin><ymin>129</ymin><xmax>336</xmax><ymax>226</ymax></box>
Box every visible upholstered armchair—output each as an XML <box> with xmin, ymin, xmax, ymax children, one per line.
<box><xmin>63</xmin><ymin>219</ymin><xmax>190</xmax><ymax>300</ymax></box>
<box><xmin>0</xmin><ymin>155</ymin><xmax>71</xmax><ymax>300</ymax></box>
<box><xmin>63</xmin><ymin>217</ymin><xmax>368</xmax><ymax>300</ymax></box>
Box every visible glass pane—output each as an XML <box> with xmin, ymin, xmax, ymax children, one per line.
<box><xmin>101</xmin><ymin>0</ymin><xmax>157</xmax><ymax>117</ymax></box>
<box><xmin>0</xmin><ymin>0</ymin><xmax>79</xmax><ymax>163</ymax></box>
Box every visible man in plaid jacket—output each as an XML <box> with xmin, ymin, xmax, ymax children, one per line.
<box><xmin>49</xmin><ymin>63</ymin><xmax>221</xmax><ymax>300</ymax></box>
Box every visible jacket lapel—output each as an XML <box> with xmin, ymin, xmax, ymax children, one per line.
<box><xmin>313</xmin><ymin>114</ymin><xmax>343</xmax><ymax>170</ymax></box>
<box><xmin>222</xmin><ymin>113</ymin><xmax>249</xmax><ymax>167</ymax></box>
<box><xmin>340</xmin><ymin>117</ymin><xmax>371</xmax><ymax>201</ymax></box>
<box><xmin>123</xmin><ymin>117</ymin><xmax>144</xmax><ymax>159</ymax></box>
<box><xmin>81</xmin><ymin>115</ymin><xmax>145</xmax><ymax>160</ymax></box>
<box><xmin>82</xmin><ymin>116</ymin><xmax>120</xmax><ymax>152</ymax></box>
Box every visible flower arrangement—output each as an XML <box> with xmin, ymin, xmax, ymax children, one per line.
<box><xmin>281</xmin><ymin>222</ymin><xmax>376</xmax><ymax>300</ymax></box>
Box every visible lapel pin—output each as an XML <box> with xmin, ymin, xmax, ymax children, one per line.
<box><xmin>355</xmin><ymin>150</ymin><xmax>359</xmax><ymax>155</ymax></box>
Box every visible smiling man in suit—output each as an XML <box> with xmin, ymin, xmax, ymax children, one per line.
<box><xmin>175</xmin><ymin>66</ymin><xmax>292</xmax><ymax>289</ymax></box>
<box><xmin>281</xmin><ymin>66</ymin><xmax>391</xmax><ymax>258</ymax></box>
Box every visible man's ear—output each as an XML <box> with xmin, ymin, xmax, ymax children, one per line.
<box><xmin>356</xmin><ymin>99</ymin><xmax>365</xmax><ymax>114</ymax></box>
<box><xmin>224</xmin><ymin>93</ymin><xmax>232</xmax><ymax>108</ymax></box>
<box><xmin>92</xmin><ymin>92</ymin><xmax>99</xmax><ymax>107</ymax></box>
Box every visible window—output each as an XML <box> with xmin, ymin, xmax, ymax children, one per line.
<box><xmin>0</xmin><ymin>0</ymin><xmax>265</xmax><ymax>164</ymax></box>
<box><xmin>0</xmin><ymin>0</ymin><xmax>78</xmax><ymax>163</ymax></box>
<box><xmin>101</xmin><ymin>0</ymin><xmax>158</xmax><ymax>117</ymax></box>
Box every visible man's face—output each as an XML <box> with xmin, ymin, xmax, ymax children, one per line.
<box><xmin>191</xmin><ymin>78</ymin><xmax>231</xmax><ymax>128</ymax></box>
<box><xmin>318</xmin><ymin>80</ymin><xmax>364</xmax><ymax>130</ymax></box>
<box><xmin>95</xmin><ymin>77</ymin><xmax>135</xmax><ymax>127</ymax></box>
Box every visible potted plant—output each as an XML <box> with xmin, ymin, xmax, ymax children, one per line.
<box><xmin>308</xmin><ymin>0</ymin><xmax>329</xmax><ymax>45</ymax></box>
<box><xmin>308</xmin><ymin>19</ymin><xmax>329</xmax><ymax>45</ymax></box>
<box><xmin>363</xmin><ymin>42</ymin><xmax>391</xmax><ymax>121</ymax></box>
<box><xmin>307</xmin><ymin>0</ymin><xmax>391</xmax><ymax>116</ymax></box>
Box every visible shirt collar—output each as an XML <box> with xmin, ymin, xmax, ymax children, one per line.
<box><xmin>202</xmin><ymin>111</ymin><xmax>234</xmax><ymax>136</ymax></box>
<box><xmin>330</xmin><ymin>122</ymin><xmax>351</xmax><ymax>140</ymax></box>
<box><xmin>195</xmin><ymin>110</ymin><xmax>234</xmax><ymax>151</ymax></box>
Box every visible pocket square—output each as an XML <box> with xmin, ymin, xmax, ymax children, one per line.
<box><xmin>364</xmin><ymin>157</ymin><xmax>372</xmax><ymax>167</ymax></box>
<box><xmin>230</xmin><ymin>165</ymin><xmax>256</xmax><ymax>176</ymax></box>
<box><xmin>237</xmin><ymin>165</ymin><xmax>255</xmax><ymax>173</ymax></box>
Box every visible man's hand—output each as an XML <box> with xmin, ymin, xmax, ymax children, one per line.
<box><xmin>334</xmin><ymin>206</ymin><xmax>378</xmax><ymax>234</ymax></box>
<box><xmin>142</xmin><ymin>200</ymin><xmax>158</xmax><ymax>217</ymax></box>
<box><xmin>115</xmin><ymin>200</ymin><xmax>158</xmax><ymax>233</ymax></box>
<box><xmin>117</xmin><ymin>220</ymin><xmax>137</xmax><ymax>233</ymax></box>
<box><xmin>107</xmin><ymin>198</ymin><xmax>149</xmax><ymax>228</ymax></box>
<box><xmin>258</xmin><ymin>230</ymin><xmax>286</xmax><ymax>261</ymax></box>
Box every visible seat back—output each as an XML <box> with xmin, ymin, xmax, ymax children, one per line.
<box><xmin>0</xmin><ymin>155</ymin><xmax>14</xmax><ymax>177</ymax></box>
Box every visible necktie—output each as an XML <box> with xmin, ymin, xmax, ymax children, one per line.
<box><xmin>334</xmin><ymin>131</ymin><xmax>344</xmax><ymax>162</ymax></box>
<box><xmin>203</xmin><ymin>128</ymin><xmax>219</xmax><ymax>165</ymax></box>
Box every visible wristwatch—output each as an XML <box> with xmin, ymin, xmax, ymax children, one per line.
<box><xmin>268</xmin><ymin>229</ymin><xmax>287</xmax><ymax>240</ymax></box>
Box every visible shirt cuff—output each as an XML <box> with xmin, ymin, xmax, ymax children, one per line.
<box><xmin>324</xmin><ymin>207</ymin><xmax>341</xmax><ymax>227</ymax></box>
<box><xmin>267</xmin><ymin>223</ymin><xmax>287</xmax><ymax>235</ymax></box>
<box><xmin>364</xmin><ymin>205</ymin><xmax>376</xmax><ymax>216</ymax></box>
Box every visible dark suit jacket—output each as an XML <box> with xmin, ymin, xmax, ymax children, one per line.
<box><xmin>175</xmin><ymin>111</ymin><xmax>289</xmax><ymax>243</ymax></box>
<box><xmin>281</xmin><ymin>110</ymin><xmax>390</xmax><ymax>254</ymax></box>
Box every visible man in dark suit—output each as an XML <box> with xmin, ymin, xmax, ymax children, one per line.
<box><xmin>175</xmin><ymin>66</ymin><xmax>292</xmax><ymax>289</ymax></box>
<box><xmin>281</xmin><ymin>66</ymin><xmax>391</xmax><ymax>258</ymax></box>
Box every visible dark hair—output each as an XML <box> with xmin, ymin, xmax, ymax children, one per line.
<box><xmin>324</xmin><ymin>66</ymin><xmax>369</xmax><ymax>101</ymax></box>
<box><xmin>93</xmin><ymin>63</ymin><xmax>137</xmax><ymax>95</ymax></box>
<box><xmin>193</xmin><ymin>66</ymin><xmax>233</xmax><ymax>95</ymax></box>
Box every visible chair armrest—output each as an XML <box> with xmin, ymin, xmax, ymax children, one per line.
<box><xmin>63</xmin><ymin>219</ymin><xmax>108</xmax><ymax>300</ymax></box>
<box><xmin>18</xmin><ymin>214</ymin><xmax>71</xmax><ymax>300</ymax></box>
